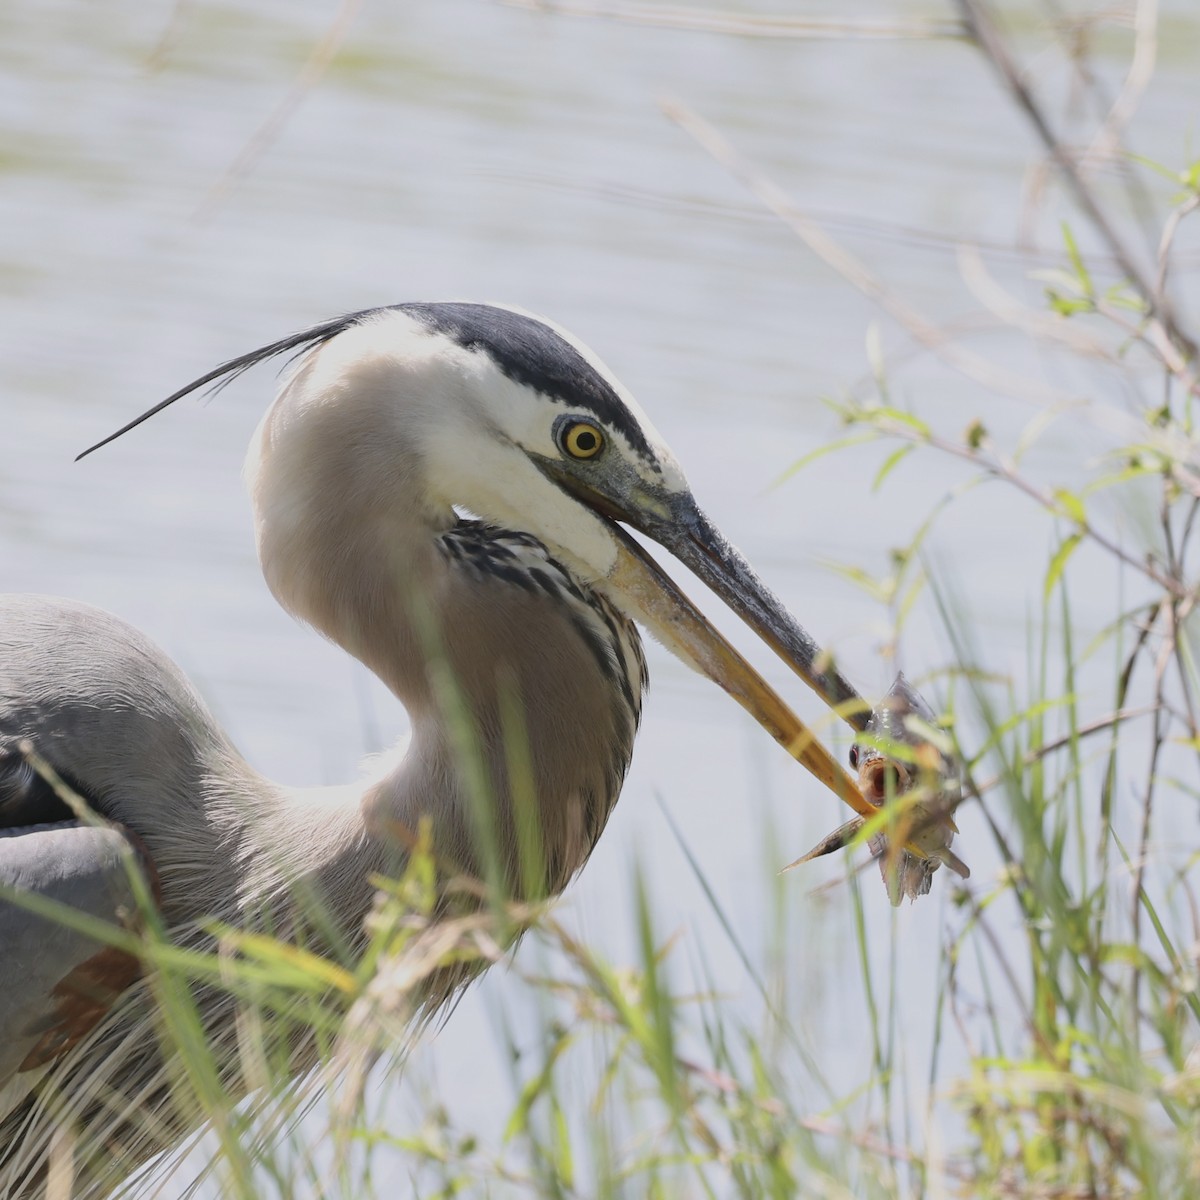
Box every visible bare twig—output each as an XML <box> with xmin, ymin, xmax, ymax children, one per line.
<box><xmin>194</xmin><ymin>0</ymin><xmax>362</xmax><ymax>222</ymax></box>
<box><xmin>1079</xmin><ymin>0</ymin><xmax>1159</xmax><ymax>185</ymax></box>
<box><xmin>1155</xmin><ymin>194</ymin><xmax>1200</xmax><ymax>306</ymax></box>
<box><xmin>868</xmin><ymin>416</ymin><xmax>1187</xmax><ymax>598</ymax></box>
<box><xmin>146</xmin><ymin>0</ymin><xmax>197</xmax><ymax>70</ymax></box>
<box><xmin>1180</xmin><ymin>498</ymin><xmax>1200</xmax><ymax>583</ymax></box>
<box><xmin>1046</xmin><ymin>0</ymin><xmax>1163</xmax><ymax>255</ymax></box>
<box><xmin>957</xmin><ymin>242</ymin><xmax>1123</xmax><ymax>361</ymax></box>
<box><xmin>798</xmin><ymin>1113</ymin><xmax>970</xmax><ymax>1181</ymax></box>
<box><xmin>662</xmin><ymin>98</ymin><xmax>1080</xmax><ymax>408</ymax></box>
<box><xmin>971</xmin><ymin>705</ymin><xmax>1159</xmax><ymax>797</ymax></box>
<box><xmin>504</xmin><ymin>0</ymin><xmax>967</xmax><ymax>41</ymax></box>
<box><xmin>1092</xmin><ymin>295</ymin><xmax>1200</xmax><ymax>403</ymax></box>
<box><xmin>1160</xmin><ymin>479</ymin><xmax>1200</xmax><ymax>806</ymax></box>
<box><xmin>1097</xmin><ymin>608</ymin><xmax>1157</xmax><ymax>886</ymax></box>
<box><xmin>955</xmin><ymin>0</ymin><xmax>1197</xmax><ymax>360</ymax></box>
<box><xmin>1128</xmin><ymin>596</ymin><xmax>1174</xmax><ymax>1042</ymax></box>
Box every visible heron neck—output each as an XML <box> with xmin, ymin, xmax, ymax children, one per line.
<box><xmin>239</xmin><ymin>777</ymin><xmax>395</xmax><ymax>940</ymax></box>
<box><xmin>244</xmin><ymin>375</ymin><xmax>644</xmax><ymax>900</ymax></box>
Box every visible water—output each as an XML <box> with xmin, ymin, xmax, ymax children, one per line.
<box><xmin>3</xmin><ymin>0</ymin><xmax>1198</xmax><ymax>1189</ymax></box>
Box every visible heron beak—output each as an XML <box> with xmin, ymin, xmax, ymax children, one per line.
<box><xmin>540</xmin><ymin>464</ymin><xmax>876</xmax><ymax>817</ymax></box>
<box><xmin>604</xmin><ymin>521</ymin><xmax>874</xmax><ymax>818</ymax></box>
<box><xmin>642</xmin><ymin>496</ymin><xmax>869</xmax><ymax>728</ymax></box>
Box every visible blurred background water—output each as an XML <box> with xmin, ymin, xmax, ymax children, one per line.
<box><xmin>3</xmin><ymin>0</ymin><xmax>1198</xmax><ymax>1190</ymax></box>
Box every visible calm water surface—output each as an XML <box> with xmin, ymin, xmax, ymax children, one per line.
<box><xmin>3</xmin><ymin>0</ymin><xmax>1198</xmax><ymax>1190</ymax></box>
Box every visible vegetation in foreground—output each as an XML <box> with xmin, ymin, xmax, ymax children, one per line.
<box><xmin>17</xmin><ymin>2</ymin><xmax>1200</xmax><ymax>1197</ymax></box>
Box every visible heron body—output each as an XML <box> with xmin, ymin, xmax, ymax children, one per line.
<box><xmin>0</xmin><ymin>302</ymin><xmax>868</xmax><ymax>1196</ymax></box>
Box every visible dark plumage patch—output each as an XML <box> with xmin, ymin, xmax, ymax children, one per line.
<box><xmin>436</xmin><ymin>518</ymin><xmax>645</xmax><ymax>879</ymax></box>
<box><xmin>0</xmin><ymin>750</ymin><xmax>79</xmax><ymax>828</ymax></box>
<box><xmin>77</xmin><ymin>310</ymin><xmax>371</xmax><ymax>459</ymax></box>
<box><xmin>438</xmin><ymin>518</ymin><xmax>644</xmax><ymax>736</ymax></box>
<box><xmin>19</xmin><ymin>944</ymin><xmax>143</xmax><ymax>1071</ymax></box>
<box><xmin>400</xmin><ymin>303</ymin><xmax>656</xmax><ymax>463</ymax></box>
<box><xmin>78</xmin><ymin>302</ymin><xmax>657</xmax><ymax>466</ymax></box>
<box><xmin>440</xmin><ymin>522</ymin><xmax>621</xmax><ymax>686</ymax></box>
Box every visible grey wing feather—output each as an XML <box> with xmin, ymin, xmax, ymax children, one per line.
<box><xmin>0</xmin><ymin>822</ymin><xmax>147</xmax><ymax>1084</ymax></box>
<box><xmin>0</xmin><ymin>594</ymin><xmax>266</xmax><ymax>927</ymax></box>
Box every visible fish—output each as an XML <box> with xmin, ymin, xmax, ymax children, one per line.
<box><xmin>784</xmin><ymin>673</ymin><xmax>970</xmax><ymax>904</ymax></box>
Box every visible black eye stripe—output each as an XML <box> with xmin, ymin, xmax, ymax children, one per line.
<box><xmin>403</xmin><ymin>303</ymin><xmax>658</xmax><ymax>463</ymax></box>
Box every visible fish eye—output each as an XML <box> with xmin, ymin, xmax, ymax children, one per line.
<box><xmin>558</xmin><ymin>419</ymin><xmax>605</xmax><ymax>461</ymax></box>
<box><xmin>848</xmin><ymin>745</ymin><xmax>859</xmax><ymax>769</ymax></box>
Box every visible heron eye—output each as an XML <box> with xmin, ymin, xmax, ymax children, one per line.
<box><xmin>560</xmin><ymin>420</ymin><xmax>605</xmax><ymax>460</ymax></box>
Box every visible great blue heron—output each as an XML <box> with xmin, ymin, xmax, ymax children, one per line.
<box><xmin>0</xmin><ymin>302</ymin><xmax>885</xmax><ymax>1196</ymax></box>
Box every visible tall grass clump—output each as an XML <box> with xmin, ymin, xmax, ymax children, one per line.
<box><xmin>8</xmin><ymin>2</ymin><xmax>1200</xmax><ymax>1197</ymax></box>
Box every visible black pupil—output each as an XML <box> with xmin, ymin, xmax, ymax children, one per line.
<box><xmin>575</xmin><ymin>429</ymin><xmax>597</xmax><ymax>452</ymax></box>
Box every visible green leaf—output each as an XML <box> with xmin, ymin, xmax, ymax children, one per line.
<box><xmin>1125</xmin><ymin>150</ymin><xmax>1179</xmax><ymax>183</ymax></box>
<box><xmin>1052</xmin><ymin>488</ymin><xmax>1087</xmax><ymax>527</ymax></box>
<box><xmin>1080</xmin><ymin>462</ymin><xmax>1157</xmax><ymax>497</ymax></box>
<box><xmin>815</xmin><ymin>557</ymin><xmax>893</xmax><ymax>603</ymax></box>
<box><xmin>1044</xmin><ymin>532</ymin><xmax>1083</xmax><ymax>602</ymax></box>
<box><xmin>1045</xmin><ymin>290</ymin><xmax>1093</xmax><ymax>317</ymax></box>
<box><xmin>868</xmin><ymin>405</ymin><xmax>931</xmax><ymax>437</ymax></box>
<box><xmin>1061</xmin><ymin>222</ymin><xmax>1093</xmax><ymax>296</ymax></box>
<box><xmin>218</xmin><ymin>929</ymin><xmax>358</xmax><ymax>993</ymax></box>
<box><xmin>872</xmin><ymin>442</ymin><xmax>915</xmax><ymax>491</ymax></box>
<box><xmin>1103</xmin><ymin>282</ymin><xmax>1148</xmax><ymax>314</ymax></box>
<box><xmin>502</xmin><ymin>1030</ymin><xmax>572</xmax><ymax>1142</ymax></box>
<box><xmin>771</xmin><ymin>431</ymin><xmax>875</xmax><ymax>488</ymax></box>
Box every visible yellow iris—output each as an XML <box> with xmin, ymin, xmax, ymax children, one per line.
<box><xmin>563</xmin><ymin>421</ymin><xmax>604</xmax><ymax>460</ymax></box>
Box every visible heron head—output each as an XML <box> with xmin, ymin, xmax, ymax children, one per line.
<box><xmin>78</xmin><ymin>302</ymin><xmax>874</xmax><ymax>816</ymax></box>
<box><xmin>378</xmin><ymin>303</ymin><xmax>869</xmax><ymax>809</ymax></box>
